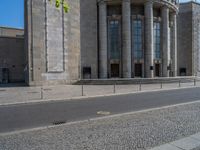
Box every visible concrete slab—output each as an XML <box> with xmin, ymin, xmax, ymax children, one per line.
<box><xmin>149</xmin><ymin>143</ymin><xmax>181</xmax><ymax>150</ymax></box>
<box><xmin>190</xmin><ymin>133</ymin><xmax>200</xmax><ymax>141</ymax></box>
<box><xmin>170</xmin><ymin>137</ymin><xmax>200</xmax><ymax>150</ymax></box>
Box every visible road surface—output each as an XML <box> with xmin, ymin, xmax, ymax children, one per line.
<box><xmin>0</xmin><ymin>87</ymin><xmax>200</xmax><ymax>133</ymax></box>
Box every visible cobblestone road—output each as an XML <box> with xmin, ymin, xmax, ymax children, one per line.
<box><xmin>1</xmin><ymin>101</ymin><xmax>200</xmax><ymax>150</ymax></box>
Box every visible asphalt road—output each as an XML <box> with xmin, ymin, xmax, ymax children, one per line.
<box><xmin>1</xmin><ymin>87</ymin><xmax>200</xmax><ymax>133</ymax></box>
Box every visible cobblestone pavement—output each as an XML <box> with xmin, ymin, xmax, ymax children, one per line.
<box><xmin>1</xmin><ymin>101</ymin><xmax>200</xmax><ymax>150</ymax></box>
<box><xmin>0</xmin><ymin>81</ymin><xmax>199</xmax><ymax>105</ymax></box>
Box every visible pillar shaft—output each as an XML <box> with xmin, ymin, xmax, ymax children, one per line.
<box><xmin>171</xmin><ymin>13</ymin><xmax>177</xmax><ymax>77</ymax></box>
<box><xmin>122</xmin><ymin>0</ymin><xmax>131</xmax><ymax>78</ymax></box>
<box><xmin>162</xmin><ymin>6</ymin><xmax>170</xmax><ymax>77</ymax></box>
<box><xmin>99</xmin><ymin>1</ymin><xmax>107</xmax><ymax>78</ymax></box>
<box><xmin>144</xmin><ymin>1</ymin><xmax>154</xmax><ymax>78</ymax></box>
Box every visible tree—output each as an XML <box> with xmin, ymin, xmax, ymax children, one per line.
<box><xmin>49</xmin><ymin>0</ymin><xmax>70</xmax><ymax>13</ymax></box>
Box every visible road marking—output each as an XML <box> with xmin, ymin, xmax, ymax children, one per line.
<box><xmin>97</xmin><ymin>111</ymin><xmax>111</xmax><ymax>115</ymax></box>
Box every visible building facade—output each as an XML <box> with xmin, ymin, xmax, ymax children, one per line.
<box><xmin>81</xmin><ymin>0</ymin><xmax>179</xmax><ymax>80</ymax></box>
<box><xmin>1</xmin><ymin>0</ymin><xmax>200</xmax><ymax>86</ymax></box>
<box><xmin>178</xmin><ymin>2</ymin><xmax>200</xmax><ymax>76</ymax></box>
<box><xmin>0</xmin><ymin>27</ymin><xmax>25</xmax><ymax>83</ymax></box>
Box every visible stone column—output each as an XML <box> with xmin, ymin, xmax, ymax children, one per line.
<box><xmin>161</xmin><ymin>6</ymin><xmax>170</xmax><ymax>77</ymax></box>
<box><xmin>171</xmin><ymin>12</ymin><xmax>177</xmax><ymax>77</ymax></box>
<box><xmin>99</xmin><ymin>1</ymin><xmax>107</xmax><ymax>78</ymax></box>
<box><xmin>144</xmin><ymin>1</ymin><xmax>154</xmax><ymax>78</ymax></box>
<box><xmin>122</xmin><ymin>0</ymin><xmax>131</xmax><ymax>78</ymax></box>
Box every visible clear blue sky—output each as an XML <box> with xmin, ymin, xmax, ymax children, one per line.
<box><xmin>0</xmin><ymin>0</ymin><xmax>199</xmax><ymax>29</ymax></box>
<box><xmin>0</xmin><ymin>0</ymin><xmax>24</xmax><ymax>29</ymax></box>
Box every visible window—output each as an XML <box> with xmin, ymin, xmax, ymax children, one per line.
<box><xmin>154</xmin><ymin>22</ymin><xmax>161</xmax><ymax>59</ymax></box>
<box><xmin>132</xmin><ymin>20</ymin><xmax>143</xmax><ymax>59</ymax></box>
<box><xmin>108</xmin><ymin>20</ymin><xmax>120</xmax><ymax>59</ymax></box>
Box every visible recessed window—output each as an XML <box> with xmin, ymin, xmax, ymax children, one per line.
<box><xmin>108</xmin><ymin>20</ymin><xmax>120</xmax><ymax>60</ymax></box>
<box><xmin>132</xmin><ymin>19</ymin><xmax>143</xmax><ymax>59</ymax></box>
<box><xmin>154</xmin><ymin>22</ymin><xmax>161</xmax><ymax>59</ymax></box>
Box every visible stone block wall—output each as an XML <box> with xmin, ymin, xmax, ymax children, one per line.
<box><xmin>80</xmin><ymin>0</ymin><xmax>98</xmax><ymax>79</ymax></box>
<box><xmin>177</xmin><ymin>3</ymin><xmax>193</xmax><ymax>76</ymax></box>
<box><xmin>25</xmin><ymin>0</ymin><xmax>80</xmax><ymax>86</ymax></box>
<box><xmin>0</xmin><ymin>27</ymin><xmax>25</xmax><ymax>83</ymax></box>
<box><xmin>192</xmin><ymin>2</ymin><xmax>200</xmax><ymax>76</ymax></box>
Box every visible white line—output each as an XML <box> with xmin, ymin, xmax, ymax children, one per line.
<box><xmin>1</xmin><ymin>99</ymin><xmax>200</xmax><ymax>136</ymax></box>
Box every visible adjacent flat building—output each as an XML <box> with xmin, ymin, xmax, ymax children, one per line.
<box><xmin>0</xmin><ymin>27</ymin><xmax>25</xmax><ymax>83</ymax></box>
<box><xmin>0</xmin><ymin>0</ymin><xmax>200</xmax><ymax>85</ymax></box>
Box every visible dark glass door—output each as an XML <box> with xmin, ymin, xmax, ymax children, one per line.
<box><xmin>111</xmin><ymin>64</ymin><xmax>119</xmax><ymax>78</ymax></box>
<box><xmin>135</xmin><ymin>64</ymin><xmax>142</xmax><ymax>77</ymax></box>
<box><xmin>155</xmin><ymin>64</ymin><xmax>160</xmax><ymax>77</ymax></box>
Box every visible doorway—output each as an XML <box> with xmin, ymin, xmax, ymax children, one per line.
<box><xmin>111</xmin><ymin>64</ymin><xmax>120</xmax><ymax>78</ymax></box>
<box><xmin>155</xmin><ymin>64</ymin><xmax>160</xmax><ymax>77</ymax></box>
<box><xmin>135</xmin><ymin>63</ymin><xmax>142</xmax><ymax>77</ymax></box>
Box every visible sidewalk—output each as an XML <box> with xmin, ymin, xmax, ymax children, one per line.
<box><xmin>0</xmin><ymin>80</ymin><xmax>199</xmax><ymax>105</ymax></box>
<box><xmin>150</xmin><ymin>133</ymin><xmax>200</xmax><ymax>150</ymax></box>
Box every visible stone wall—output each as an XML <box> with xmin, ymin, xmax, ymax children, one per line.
<box><xmin>0</xmin><ymin>27</ymin><xmax>25</xmax><ymax>83</ymax></box>
<box><xmin>177</xmin><ymin>3</ymin><xmax>193</xmax><ymax>76</ymax></box>
<box><xmin>80</xmin><ymin>0</ymin><xmax>98</xmax><ymax>79</ymax></box>
<box><xmin>178</xmin><ymin>2</ymin><xmax>200</xmax><ymax>77</ymax></box>
<box><xmin>192</xmin><ymin>2</ymin><xmax>200</xmax><ymax>76</ymax></box>
<box><xmin>25</xmin><ymin>0</ymin><xmax>80</xmax><ymax>86</ymax></box>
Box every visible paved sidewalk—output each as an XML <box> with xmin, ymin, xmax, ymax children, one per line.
<box><xmin>150</xmin><ymin>133</ymin><xmax>200</xmax><ymax>150</ymax></box>
<box><xmin>0</xmin><ymin>81</ymin><xmax>199</xmax><ymax>105</ymax></box>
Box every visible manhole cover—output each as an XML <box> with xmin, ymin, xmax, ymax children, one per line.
<box><xmin>97</xmin><ymin>111</ymin><xmax>111</xmax><ymax>115</ymax></box>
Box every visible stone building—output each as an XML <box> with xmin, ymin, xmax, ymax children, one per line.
<box><xmin>0</xmin><ymin>27</ymin><xmax>25</xmax><ymax>83</ymax></box>
<box><xmin>81</xmin><ymin>0</ymin><xmax>178</xmax><ymax>79</ymax></box>
<box><xmin>0</xmin><ymin>0</ymin><xmax>200</xmax><ymax>86</ymax></box>
<box><xmin>178</xmin><ymin>1</ymin><xmax>200</xmax><ymax>76</ymax></box>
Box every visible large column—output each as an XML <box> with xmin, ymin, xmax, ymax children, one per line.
<box><xmin>171</xmin><ymin>12</ymin><xmax>177</xmax><ymax>77</ymax></box>
<box><xmin>122</xmin><ymin>0</ymin><xmax>131</xmax><ymax>78</ymax></box>
<box><xmin>144</xmin><ymin>1</ymin><xmax>154</xmax><ymax>78</ymax></box>
<box><xmin>99</xmin><ymin>1</ymin><xmax>108</xmax><ymax>78</ymax></box>
<box><xmin>161</xmin><ymin>6</ymin><xmax>170</xmax><ymax>77</ymax></box>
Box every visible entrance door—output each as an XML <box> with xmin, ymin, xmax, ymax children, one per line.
<box><xmin>155</xmin><ymin>64</ymin><xmax>160</xmax><ymax>77</ymax></box>
<box><xmin>135</xmin><ymin>64</ymin><xmax>142</xmax><ymax>77</ymax></box>
<box><xmin>111</xmin><ymin>64</ymin><xmax>120</xmax><ymax>78</ymax></box>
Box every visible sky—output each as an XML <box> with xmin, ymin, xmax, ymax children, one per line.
<box><xmin>0</xmin><ymin>0</ymin><xmax>199</xmax><ymax>29</ymax></box>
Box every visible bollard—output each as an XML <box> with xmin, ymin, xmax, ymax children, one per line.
<box><xmin>160</xmin><ymin>82</ymin><xmax>163</xmax><ymax>89</ymax></box>
<box><xmin>41</xmin><ymin>87</ymin><xmax>43</xmax><ymax>99</ymax></box>
<box><xmin>179</xmin><ymin>80</ymin><xmax>181</xmax><ymax>87</ymax></box>
<box><xmin>194</xmin><ymin>79</ymin><xmax>196</xmax><ymax>86</ymax></box>
<box><xmin>139</xmin><ymin>82</ymin><xmax>142</xmax><ymax>91</ymax></box>
<box><xmin>113</xmin><ymin>84</ymin><xmax>116</xmax><ymax>94</ymax></box>
<box><xmin>81</xmin><ymin>85</ymin><xmax>84</xmax><ymax>96</ymax></box>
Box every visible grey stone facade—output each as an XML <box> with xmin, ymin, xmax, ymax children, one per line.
<box><xmin>178</xmin><ymin>2</ymin><xmax>200</xmax><ymax>76</ymax></box>
<box><xmin>2</xmin><ymin>0</ymin><xmax>200</xmax><ymax>86</ymax></box>
<box><xmin>24</xmin><ymin>0</ymin><xmax>80</xmax><ymax>86</ymax></box>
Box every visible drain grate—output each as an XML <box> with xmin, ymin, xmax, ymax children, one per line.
<box><xmin>52</xmin><ymin>120</ymin><xmax>66</xmax><ymax>125</ymax></box>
